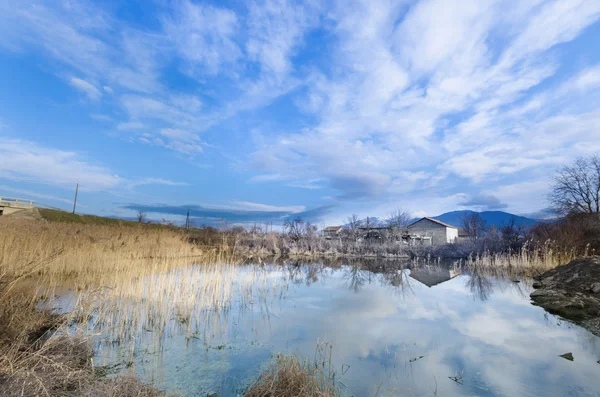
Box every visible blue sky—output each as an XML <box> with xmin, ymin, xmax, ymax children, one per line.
<box><xmin>1</xmin><ymin>0</ymin><xmax>599</xmax><ymax>226</ymax></box>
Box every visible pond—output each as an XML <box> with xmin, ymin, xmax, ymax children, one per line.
<box><xmin>83</xmin><ymin>259</ymin><xmax>600</xmax><ymax>396</ymax></box>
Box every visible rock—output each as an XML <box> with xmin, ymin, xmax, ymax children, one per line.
<box><xmin>530</xmin><ymin>289</ymin><xmax>546</xmax><ymax>297</ymax></box>
<box><xmin>530</xmin><ymin>256</ymin><xmax>600</xmax><ymax>336</ymax></box>
<box><xmin>560</xmin><ymin>352</ymin><xmax>574</xmax><ymax>361</ymax></box>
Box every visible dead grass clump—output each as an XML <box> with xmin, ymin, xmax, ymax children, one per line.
<box><xmin>80</xmin><ymin>375</ymin><xmax>166</xmax><ymax>397</ymax></box>
<box><xmin>0</xmin><ymin>295</ymin><xmax>165</xmax><ymax>397</ymax></box>
<box><xmin>245</xmin><ymin>355</ymin><xmax>337</xmax><ymax>397</ymax></box>
<box><xmin>0</xmin><ymin>280</ymin><xmax>165</xmax><ymax>396</ymax></box>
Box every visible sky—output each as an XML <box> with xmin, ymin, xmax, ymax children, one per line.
<box><xmin>1</xmin><ymin>0</ymin><xmax>599</xmax><ymax>227</ymax></box>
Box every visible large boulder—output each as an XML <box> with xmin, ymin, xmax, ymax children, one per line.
<box><xmin>530</xmin><ymin>256</ymin><xmax>600</xmax><ymax>335</ymax></box>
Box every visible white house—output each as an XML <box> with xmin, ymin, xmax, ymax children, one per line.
<box><xmin>406</xmin><ymin>217</ymin><xmax>458</xmax><ymax>246</ymax></box>
<box><xmin>323</xmin><ymin>225</ymin><xmax>343</xmax><ymax>239</ymax></box>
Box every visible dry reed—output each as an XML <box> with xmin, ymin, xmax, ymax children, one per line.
<box><xmin>0</xmin><ymin>289</ymin><xmax>166</xmax><ymax>397</ymax></box>
<box><xmin>244</xmin><ymin>341</ymin><xmax>338</xmax><ymax>397</ymax></box>
<box><xmin>462</xmin><ymin>241</ymin><xmax>580</xmax><ymax>277</ymax></box>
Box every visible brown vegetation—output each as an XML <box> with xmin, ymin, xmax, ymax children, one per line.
<box><xmin>0</xmin><ymin>288</ymin><xmax>164</xmax><ymax>397</ymax></box>
<box><xmin>244</xmin><ymin>342</ymin><xmax>338</xmax><ymax>397</ymax></box>
<box><xmin>0</xmin><ymin>217</ymin><xmax>205</xmax><ymax>289</ymax></box>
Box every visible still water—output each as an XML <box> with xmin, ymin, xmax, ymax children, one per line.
<box><xmin>92</xmin><ymin>260</ymin><xmax>600</xmax><ymax>396</ymax></box>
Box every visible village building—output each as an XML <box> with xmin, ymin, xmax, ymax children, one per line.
<box><xmin>358</xmin><ymin>226</ymin><xmax>391</xmax><ymax>241</ymax></box>
<box><xmin>410</xmin><ymin>265</ymin><xmax>461</xmax><ymax>287</ymax></box>
<box><xmin>323</xmin><ymin>225</ymin><xmax>343</xmax><ymax>239</ymax></box>
<box><xmin>406</xmin><ymin>217</ymin><xmax>459</xmax><ymax>246</ymax></box>
<box><xmin>457</xmin><ymin>228</ymin><xmax>471</xmax><ymax>243</ymax></box>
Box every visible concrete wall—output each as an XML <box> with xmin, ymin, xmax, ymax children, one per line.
<box><xmin>0</xmin><ymin>206</ymin><xmax>26</xmax><ymax>216</ymax></box>
<box><xmin>407</xmin><ymin>218</ymin><xmax>458</xmax><ymax>245</ymax></box>
<box><xmin>447</xmin><ymin>227</ymin><xmax>458</xmax><ymax>243</ymax></box>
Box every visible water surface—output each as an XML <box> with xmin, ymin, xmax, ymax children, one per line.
<box><xmin>91</xmin><ymin>260</ymin><xmax>600</xmax><ymax>396</ymax></box>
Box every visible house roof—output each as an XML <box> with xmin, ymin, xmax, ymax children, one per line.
<box><xmin>407</xmin><ymin>217</ymin><xmax>458</xmax><ymax>229</ymax></box>
<box><xmin>324</xmin><ymin>226</ymin><xmax>343</xmax><ymax>232</ymax></box>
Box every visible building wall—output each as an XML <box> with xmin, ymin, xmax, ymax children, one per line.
<box><xmin>407</xmin><ymin>218</ymin><xmax>458</xmax><ymax>245</ymax></box>
<box><xmin>0</xmin><ymin>206</ymin><xmax>26</xmax><ymax>216</ymax></box>
<box><xmin>447</xmin><ymin>227</ymin><xmax>458</xmax><ymax>243</ymax></box>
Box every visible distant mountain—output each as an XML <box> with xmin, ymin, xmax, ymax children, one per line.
<box><xmin>424</xmin><ymin>210</ymin><xmax>539</xmax><ymax>229</ymax></box>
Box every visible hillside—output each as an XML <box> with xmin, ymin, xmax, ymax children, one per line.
<box><xmin>429</xmin><ymin>210</ymin><xmax>538</xmax><ymax>229</ymax></box>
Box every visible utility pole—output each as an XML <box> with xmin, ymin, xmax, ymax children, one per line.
<box><xmin>185</xmin><ymin>209</ymin><xmax>190</xmax><ymax>231</ymax></box>
<box><xmin>72</xmin><ymin>183</ymin><xmax>79</xmax><ymax>214</ymax></box>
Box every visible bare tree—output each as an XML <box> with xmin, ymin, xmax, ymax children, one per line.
<box><xmin>136</xmin><ymin>211</ymin><xmax>147</xmax><ymax>224</ymax></box>
<box><xmin>461</xmin><ymin>212</ymin><xmax>486</xmax><ymax>242</ymax></box>
<box><xmin>283</xmin><ymin>217</ymin><xmax>304</xmax><ymax>241</ymax></box>
<box><xmin>386</xmin><ymin>209</ymin><xmax>411</xmax><ymax>241</ymax></box>
<box><xmin>386</xmin><ymin>209</ymin><xmax>411</xmax><ymax>228</ymax></box>
<box><xmin>550</xmin><ymin>155</ymin><xmax>600</xmax><ymax>215</ymax></box>
<box><xmin>344</xmin><ymin>214</ymin><xmax>363</xmax><ymax>240</ymax></box>
<box><xmin>303</xmin><ymin>221</ymin><xmax>318</xmax><ymax>240</ymax></box>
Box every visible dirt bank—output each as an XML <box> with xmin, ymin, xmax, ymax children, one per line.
<box><xmin>530</xmin><ymin>256</ymin><xmax>600</xmax><ymax>336</ymax></box>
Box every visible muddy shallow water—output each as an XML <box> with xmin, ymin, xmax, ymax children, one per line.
<box><xmin>86</xmin><ymin>260</ymin><xmax>600</xmax><ymax>396</ymax></box>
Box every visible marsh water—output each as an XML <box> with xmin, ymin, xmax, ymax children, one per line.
<box><xmin>82</xmin><ymin>259</ymin><xmax>600</xmax><ymax>396</ymax></box>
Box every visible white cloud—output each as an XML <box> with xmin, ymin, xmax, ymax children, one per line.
<box><xmin>2</xmin><ymin>0</ymin><xmax>600</xmax><ymax>215</ymax></box>
<box><xmin>230</xmin><ymin>201</ymin><xmax>304</xmax><ymax>213</ymax></box>
<box><xmin>0</xmin><ymin>137</ymin><xmax>121</xmax><ymax>191</ymax></box>
<box><xmin>128</xmin><ymin>178</ymin><xmax>189</xmax><ymax>189</ymax></box>
<box><xmin>251</xmin><ymin>0</ymin><xmax>600</xmax><ymax>210</ymax></box>
<box><xmin>117</xmin><ymin>121</ymin><xmax>144</xmax><ymax>130</ymax></box>
<box><xmin>246</xmin><ymin>0</ymin><xmax>321</xmax><ymax>80</ymax></box>
<box><xmin>157</xmin><ymin>128</ymin><xmax>204</xmax><ymax>154</ymax></box>
<box><xmin>69</xmin><ymin>77</ymin><xmax>101</xmax><ymax>100</ymax></box>
<box><xmin>162</xmin><ymin>0</ymin><xmax>241</xmax><ymax>75</ymax></box>
<box><xmin>0</xmin><ymin>184</ymin><xmax>73</xmax><ymax>205</ymax></box>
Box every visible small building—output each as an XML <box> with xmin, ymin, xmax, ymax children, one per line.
<box><xmin>406</xmin><ymin>217</ymin><xmax>458</xmax><ymax>246</ymax></box>
<box><xmin>323</xmin><ymin>225</ymin><xmax>343</xmax><ymax>239</ymax></box>
<box><xmin>410</xmin><ymin>265</ymin><xmax>461</xmax><ymax>287</ymax></box>
<box><xmin>457</xmin><ymin>228</ymin><xmax>471</xmax><ymax>243</ymax></box>
<box><xmin>359</xmin><ymin>226</ymin><xmax>390</xmax><ymax>241</ymax></box>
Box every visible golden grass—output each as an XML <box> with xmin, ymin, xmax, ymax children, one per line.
<box><xmin>244</xmin><ymin>342</ymin><xmax>338</xmax><ymax>397</ymax></box>
<box><xmin>0</xmin><ymin>217</ymin><xmax>286</xmax><ymax>350</ymax></box>
<box><xmin>0</xmin><ymin>289</ymin><xmax>165</xmax><ymax>397</ymax></box>
<box><xmin>0</xmin><ymin>217</ymin><xmax>203</xmax><ymax>287</ymax></box>
<box><xmin>463</xmin><ymin>241</ymin><xmax>580</xmax><ymax>277</ymax></box>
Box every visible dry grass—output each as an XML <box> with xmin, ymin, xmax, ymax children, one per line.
<box><xmin>245</xmin><ymin>342</ymin><xmax>338</xmax><ymax>397</ymax></box>
<box><xmin>0</xmin><ymin>217</ymin><xmax>205</xmax><ymax>289</ymax></box>
<box><xmin>0</xmin><ymin>218</ymin><xmax>287</xmax><ymax>389</ymax></box>
<box><xmin>0</xmin><ymin>289</ymin><xmax>165</xmax><ymax>397</ymax></box>
<box><xmin>0</xmin><ymin>217</ymin><xmax>215</xmax><ymax>396</ymax></box>
<box><xmin>462</xmin><ymin>241</ymin><xmax>580</xmax><ymax>277</ymax></box>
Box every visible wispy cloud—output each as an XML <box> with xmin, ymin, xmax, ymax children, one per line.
<box><xmin>0</xmin><ymin>137</ymin><xmax>121</xmax><ymax>191</ymax></box>
<box><xmin>0</xmin><ymin>137</ymin><xmax>189</xmax><ymax>195</ymax></box>
<box><xmin>1</xmin><ymin>0</ymin><xmax>599</xmax><ymax>220</ymax></box>
<box><xmin>0</xmin><ymin>184</ymin><xmax>73</xmax><ymax>205</ymax></box>
<box><xmin>127</xmin><ymin>178</ymin><xmax>190</xmax><ymax>190</ymax></box>
<box><xmin>251</xmin><ymin>0</ymin><xmax>600</xmax><ymax>209</ymax></box>
<box><xmin>69</xmin><ymin>77</ymin><xmax>101</xmax><ymax>100</ymax></box>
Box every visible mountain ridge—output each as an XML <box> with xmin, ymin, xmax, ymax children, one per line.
<box><xmin>413</xmin><ymin>210</ymin><xmax>539</xmax><ymax>229</ymax></box>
